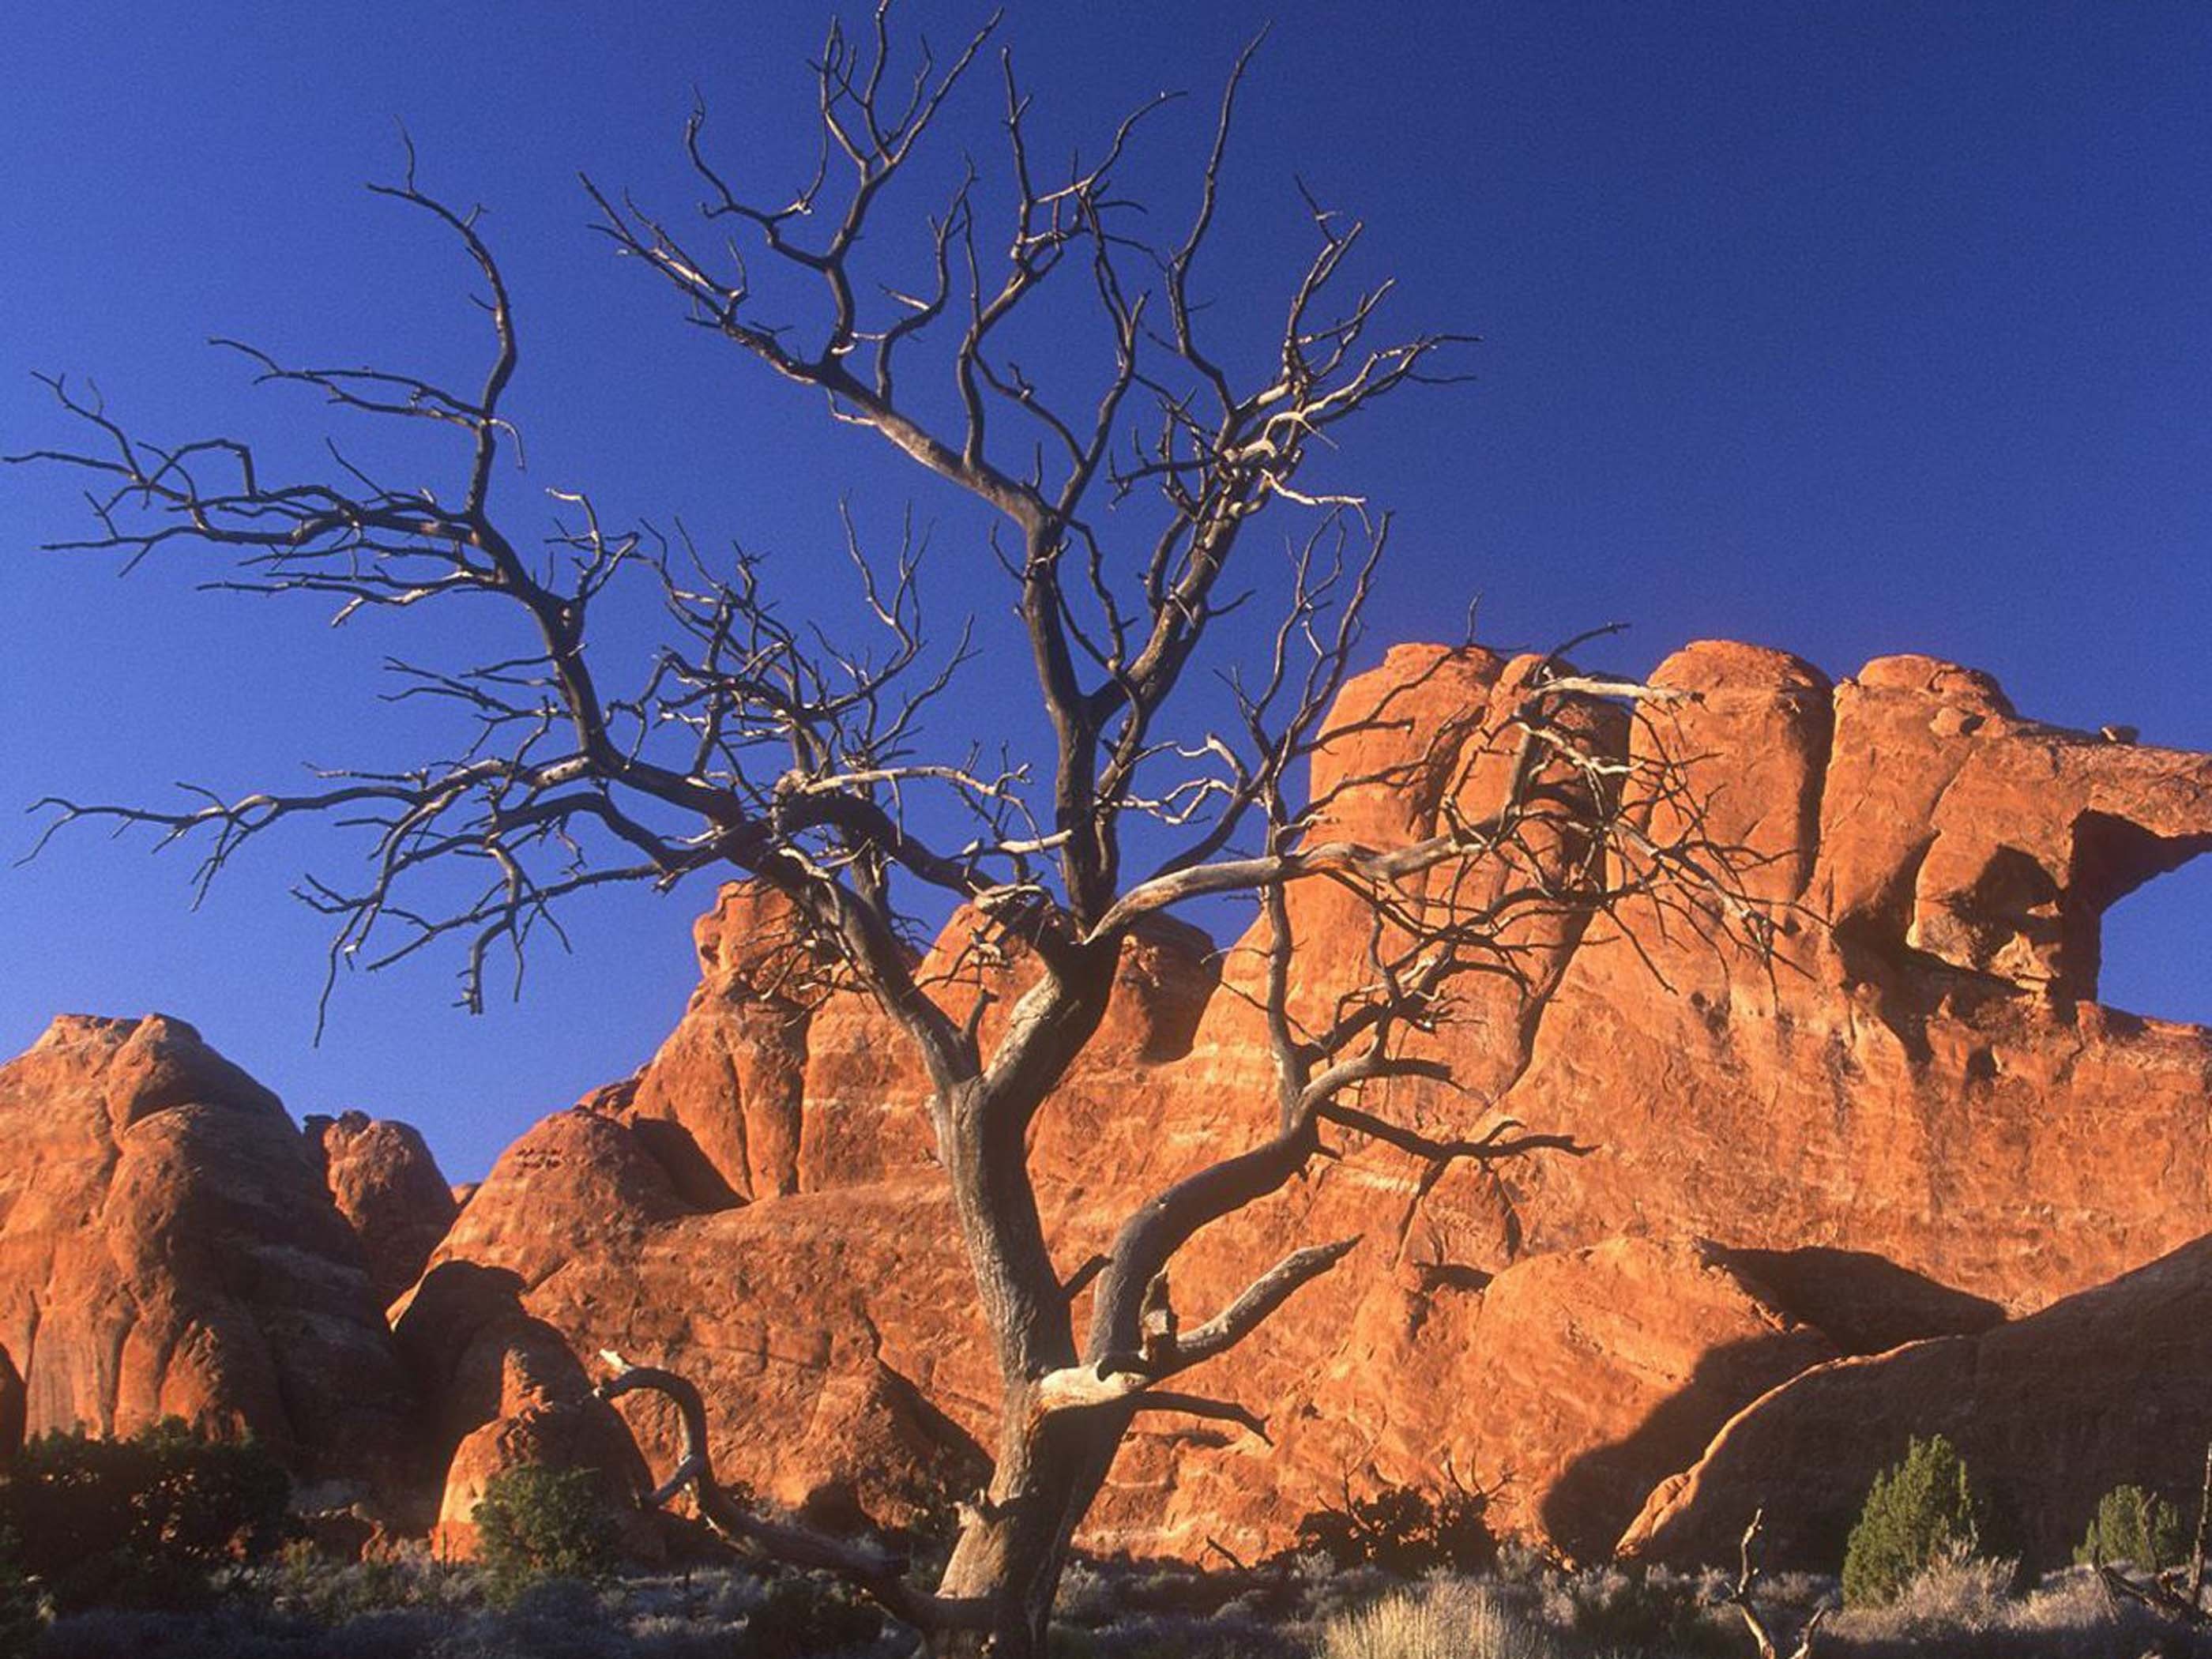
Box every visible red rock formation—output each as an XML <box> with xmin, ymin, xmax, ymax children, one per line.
<box><xmin>1499</xmin><ymin>643</ymin><xmax>2212</xmax><ymax>1310</ymax></box>
<box><xmin>309</xmin><ymin>1109</ymin><xmax>460</xmax><ymax>1309</ymax></box>
<box><xmin>587</xmin><ymin>884</ymin><xmax>822</xmax><ymax>1207</ymax></box>
<box><xmin>17</xmin><ymin>634</ymin><xmax>2212</xmax><ymax>1570</ymax></box>
<box><xmin>405</xmin><ymin>638</ymin><xmax>2212</xmax><ymax>1565</ymax></box>
<box><xmin>1620</xmin><ymin>1232</ymin><xmax>2212</xmax><ymax>1571</ymax></box>
<box><xmin>391</xmin><ymin>1256</ymin><xmax>655</xmax><ymax>1559</ymax></box>
<box><xmin>0</xmin><ymin>1015</ymin><xmax>418</xmax><ymax>1497</ymax></box>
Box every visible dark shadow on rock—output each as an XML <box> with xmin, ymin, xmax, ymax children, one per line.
<box><xmin>1717</xmin><ymin>1246</ymin><xmax>2007</xmax><ymax>1354</ymax></box>
<box><xmin>2066</xmin><ymin>811</ymin><xmax>2212</xmax><ymax>1002</ymax></box>
<box><xmin>1540</xmin><ymin>1330</ymin><xmax>1835</xmax><ymax>1563</ymax></box>
<box><xmin>624</xmin><ymin>1117</ymin><xmax>744</xmax><ymax>1212</ymax></box>
<box><xmin>0</xmin><ymin>1341</ymin><xmax>21</xmax><ymax>1472</ymax></box>
<box><xmin>391</xmin><ymin>1261</ymin><xmax>593</xmax><ymax>1457</ymax></box>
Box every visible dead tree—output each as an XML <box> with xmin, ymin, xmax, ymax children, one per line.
<box><xmin>2099</xmin><ymin>1443</ymin><xmax>2212</xmax><ymax>1631</ymax></box>
<box><xmin>1725</xmin><ymin>1510</ymin><xmax>1830</xmax><ymax>1659</ymax></box>
<box><xmin>13</xmin><ymin>8</ymin><xmax>1763</xmax><ymax>1655</ymax></box>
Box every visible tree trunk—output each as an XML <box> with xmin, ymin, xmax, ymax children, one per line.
<box><xmin>931</xmin><ymin>1389</ymin><xmax>1125</xmax><ymax>1659</ymax></box>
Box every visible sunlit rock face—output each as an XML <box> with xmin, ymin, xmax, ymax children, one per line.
<box><xmin>0</xmin><ymin>1014</ymin><xmax>419</xmax><ymax>1500</ymax></box>
<box><xmin>411</xmin><ymin>637</ymin><xmax>2212</xmax><ymax>1563</ymax></box>
<box><xmin>12</xmin><ymin>634</ymin><xmax>2212</xmax><ymax>1566</ymax></box>
<box><xmin>307</xmin><ymin>1108</ymin><xmax>458</xmax><ymax>1311</ymax></box>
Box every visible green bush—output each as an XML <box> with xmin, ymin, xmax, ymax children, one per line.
<box><xmin>739</xmin><ymin>1571</ymin><xmax>885</xmax><ymax>1659</ymax></box>
<box><xmin>1289</xmin><ymin>1482</ymin><xmax>1499</xmax><ymax>1575</ymax></box>
<box><xmin>472</xmin><ymin>1463</ymin><xmax>619</xmax><ymax>1604</ymax></box>
<box><xmin>1545</xmin><ymin>1564</ymin><xmax>1736</xmax><ymax>1657</ymax></box>
<box><xmin>0</xmin><ymin>1416</ymin><xmax>289</xmax><ymax>1612</ymax></box>
<box><xmin>2075</xmin><ymin>1482</ymin><xmax>2190</xmax><ymax>1571</ymax></box>
<box><xmin>1841</xmin><ymin>1433</ymin><xmax>1988</xmax><ymax>1608</ymax></box>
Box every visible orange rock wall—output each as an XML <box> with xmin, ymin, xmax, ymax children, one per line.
<box><xmin>418</xmin><ymin>639</ymin><xmax>2212</xmax><ymax>1563</ymax></box>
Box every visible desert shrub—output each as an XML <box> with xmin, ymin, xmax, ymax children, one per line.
<box><xmin>472</xmin><ymin>1464</ymin><xmax>619</xmax><ymax>1606</ymax></box>
<box><xmin>2002</xmin><ymin>1563</ymin><xmax>2183</xmax><ymax>1659</ymax></box>
<box><xmin>0</xmin><ymin>1416</ymin><xmax>290</xmax><ymax>1612</ymax></box>
<box><xmin>254</xmin><ymin>1534</ymin><xmax>491</xmax><ymax>1630</ymax></box>
<box><xmin>1540</xmin><ymin>1562</ymin><xmax>1736</xmax><ymax>1657</ymax></box>
<box><xmin>2075</xmin><ymin>1482</ymin><xmax>2190</xmax><ymax>1571</ymax></box>
<box><xmin>1844</xmin><ymin>1549</ymin><xmax>2014</xmax><ymax>1641</ymax></box>
<box><xmin>1054</xmin><ymin>1559</ymin><xmax>1120</xmax><ymax>1627</ymax></box>
<box><xmin>1074</xmin><ymin>1608</ymin><xmax>1301</xmax><ymax>1659</ymax></box>
<box><xmin>737</xmin><ymin>1571</ymin><xmax>884</xmax><ymax>1659</ymax></box>
<box><xmin>32</xmin><ymin>1605</ymin><xmax>321</xmax><ymax>1659</ymax></box>
<box><xmin>1290</xmin><ymin>1482</ymin><xmax>1499</xmax><ymax>1575</ymax></box>
<box><xmin>1841</xmin><ymin>1433</ymin><xmax>1989</xmax><ymax>1608</ymax></box>
<box><xmin>1316</xmin><ymin>1579</ymin><xmax>1552</xmax><ymax>1659</ymax></box>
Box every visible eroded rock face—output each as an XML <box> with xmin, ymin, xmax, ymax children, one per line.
<box><xmin>409</xmin><ymin>638</ymin><xmax>2212</xmax><ymax>1565</ymax></box>
<box><xmin>19</xmin><ymin>634</ymin><xmax>2212</xmax><ymax>1567</ymax></box>
<box><xmin>1500</xmin><ymin>645</ymin><xmax>2212</xmax><ymax>1311</ymax></box>
<box><xmin>309</xmin><ymin>1110</ymin><xmax>459</xmax><ymax>1310</ymax></box>
<box><xmin>0</xmin><ymin>1015</ymin><xmax>418</xmax><ymax>1496</ymax></box>
<box><xmin>593</xmin><ymin>884</ymin><xmax>823</xmax><ymax>1207</ymax></box>
<box><xmin>1620</xmin><ymin>1232</ymin><xmax>2212</xmax><ymax>1571</ymax></box>
<box><xmin>391</xmin><ymin>1258</ymin><xmax>655</xmax><ymax>1559</ymax></box>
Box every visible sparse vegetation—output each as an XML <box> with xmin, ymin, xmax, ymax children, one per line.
<box><xmin>6</xmin><ymin>1535</ymin><xmax>2212</xmax><ymax>1657</ymax></box>
<box><xmin>2075</xmin><ymin>1481</ymin><xmax>2189</xmax><ymax>1571</ymax></box>
<box><xmin>1841</xmin><ymin>1432</ymin><xmax>1991</xmax><ymax>1609</ymax></box>
<box><xmin>0</xmin><ymin>1416</ymin><xmax>289</xmax><ymax>1613</ymax></box>
<box><xmin>1292</xmin><ymin>1481</ymin><xmax>1500</xmax><ymax>1576</ymax></box>
<box><xmin>736</xmin><ymin>1572</ymin><xmax>886</xmax><ymax>1659</ymax></box>
<box><xmin>1317</xmin><ymin>1578</ymin><xmax>1552</xmax><ymax>1659</ymax></box>
<box><xmin>471</xmin><ymin>1465</ymin><xmax>621</xmax><ymax>1605</ymax></box>
<box><xmin>1540</xmin><ymin>1562</ymin><xmax>1739</xmax><ymax>1657</ymax></box>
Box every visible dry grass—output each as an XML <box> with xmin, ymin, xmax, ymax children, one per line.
<box><xmin>1316</xmin><ymin>1579</ymin><xmax>1556</xmax><ymax>1659</ymax></box>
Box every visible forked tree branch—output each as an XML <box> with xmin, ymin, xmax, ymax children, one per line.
<box><xmin>13</xmin><ymin>2</ymin><xmax>1778</xmax><ymax>1634</ymax></box>
<box><xmin>1725</xmin><ymin>1510</ymin><xmax>1830</xmax><ymax>1659</ymax></box>
<box><xmin>598</xmin><ymin>1352</ymin><xmax>989</xmax><ymax>1631</ymax></box>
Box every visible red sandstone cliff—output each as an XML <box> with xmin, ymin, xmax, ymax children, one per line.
<box><xmin>407</xmin><ymin>639</ymin><xmax>2212</xmax><ymax>1564</ymax></box>
<box><xmin>0</xmin><ymin>1015</ymin><xmax>419</xmax><ymax>1499</ymax></box>
<box><xmin>8</xmin><ymin>638</ymin><xmax>2212</xmax><ymax>1568</ymax></box>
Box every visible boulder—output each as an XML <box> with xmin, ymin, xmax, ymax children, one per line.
<box><xmin>308</xmin><ymin>1109</ymin><xmax>459</xmax><ymax>1309</ymax></box>
<box><xmin>1620</xmin><ymin>1232</ymin><xmax>2212</xmax><ymax>1572</ymax></box>
<box><xmin>0</xmin><ymin>1014</ymin><xmax>418</xmax><ymax>1497</ymax></box>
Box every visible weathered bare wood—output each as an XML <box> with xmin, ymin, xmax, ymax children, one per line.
<box><xmin>1726</xmin><ymin>1510</ymin><xmax>1829</xmax><ymax>1659</ymax></box>
<box><xmin>13</xmin><ymin>6</ymin><xmax>1770</xmax><ymax>1655</ymax></box>
<box><xmin>597</xmin><ymin>1353</ymin><xmax>988</xmax><ymax>1631</ymax></box>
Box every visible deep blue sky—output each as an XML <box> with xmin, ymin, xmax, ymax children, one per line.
<box><xmin>4</xmin><ymin>2</ymin><xmax>2208</xmax><ymax>1180</ymax></box>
